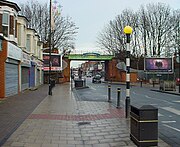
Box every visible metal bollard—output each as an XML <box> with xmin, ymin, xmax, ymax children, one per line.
<box><xmin>84</xmin><ymin>78</ymin><xmax>86</xmax><ymax>87</ymax></box>
<box><xmin>71</xmin><ymin>78</ymin><xmax>73</xmax><ymax>90</ymax></box>
<box><xmin>108</xmin><ymin>84</ymin><xmax>111</xmax><ymax>102</ymax></box>
<box><xmin>116</xmin><ymin>88</ymin><xmax>121</xmax><ymax>108</ymax></box>
<box><xmin>140</xmin><ymin>80</ymin><xmax>142</xmax><ymax>87</ymax></box>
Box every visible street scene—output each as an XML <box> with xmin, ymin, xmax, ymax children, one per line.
<box><xmin>75</xmin><ymin>78</ymin><xmax>180</xmax><ymax>146</ymax></box>
<box><xmin>0</xmin><ymin>79</ymin><xmax>179</xmax><ymax>147</ymax></box>
<box><xmin>0</xmin><ymin>0</ymin><xmax>180</xmax><ymax>147</ymax></box>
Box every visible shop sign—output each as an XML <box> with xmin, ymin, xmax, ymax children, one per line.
<box><xmin>42</xmin><ymin>67</ymin><xmax>62</xmax><ymax>71</ymax></box>
<box><xmin>7</xmin><ymin>42</ymin><xmax>21</xmax><ymax>60</ymax></box>
<box><xmin>22</xmin><ymin>52</ymin><xmax>31</xmax><ymax>66</ymax></box>
<box><xmin>36</xmin><ymin>60</ymin><xmax>43</xmax><ymax>70</ymax></box>
<box><xmin>30</xmin><ymin>56</ymin><xmax>37</xmax><ymax>66</ymax></box>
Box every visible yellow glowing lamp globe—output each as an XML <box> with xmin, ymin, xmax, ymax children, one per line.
<box><xmin>123</xmin><ymin>26</ymin><xmax>133</xmax><ymax>34</ymax></box>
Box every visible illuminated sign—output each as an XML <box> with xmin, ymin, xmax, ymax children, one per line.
<box><xmin>42</xmin><ymin>67</ymin><xmax>62</xmax><ymax>71</ymax></box>
<box><xmin>144</xmin><ymin>57</ymin><xmax>173</xmax><ymax>73</ymax></box>
<box><xmin>43</xmin><ymin>54</ymin><xmax>61</xmax><ymax>71</ymax></box>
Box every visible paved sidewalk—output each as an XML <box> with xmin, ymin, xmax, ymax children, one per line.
<box><xmin>2</xmin><ymin>83</ymin><xmax>170</xmax><ymax>147</ymax></box>
<box><xmin>0</xmin><ymin>85</ymin><xmax>48</xmax><ymax>146</ymax></box>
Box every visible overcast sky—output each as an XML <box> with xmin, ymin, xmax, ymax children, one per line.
<box><xmin>11</xmin><ymin>0</ymin><xmax>180</xmax><ymax>54</ymax></box>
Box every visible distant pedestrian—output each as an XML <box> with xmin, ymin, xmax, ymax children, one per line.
<box><xmin>71</xmin><ymin>74</ymin><xmax>74</xmax><ymax>80</ymax></box>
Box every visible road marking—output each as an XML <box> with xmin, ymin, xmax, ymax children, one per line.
<box><xmin>140</xmin><ymin>95</ymin><xmax>174</xmax><ymax>105</ymax></box>
<box><xmin>158</xmin><ymin>113</ymin><xmax>163</xmax><ymax>116</ymax></box>
<box><xmin>161</xmin><ymin>107</ymin><xmax>180</xmax><ymax>115</ymax></box>
<box><xmin>161</xmin><ymin>121</ymin><xmax>176</xmax><ymax>123</ymax></box>
<box><xmin>145</xmin><ymin>95</ymin><xmax>152</xmax><ymax>98</ymax></box>
<box><xmin>163</xmin><ymin>124</ymin><xmax>180</xmax><ymax>132</ymax></box>
<box><xmin>173</xmin><ymin>101</ymin><xmax>180</xmax><ymax>103</ymax></box>
<box><xmin>90</xmin><ymin>87</ymin><xmax>96</xmax><ymax>90</ymax></box>
<box><xmin>149</xmin><ymin>104</ymin><xmax>158</xmax><ymax>106</ymax></box>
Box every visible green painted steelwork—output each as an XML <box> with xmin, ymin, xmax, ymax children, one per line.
<box><xmin>65</xmin><ymin>54</ymin><xmax>114</xmax><ymax>60</ymax></box>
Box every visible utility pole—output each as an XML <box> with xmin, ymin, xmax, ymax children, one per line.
<box><xmin>178</xmin><ymin>21</ymin><xmax>180</xmax><ymax>93</ymax></box>
<box><xmin>48</xmin><ymin>0</ymin><xmax>52</xmax><ymax>95</ymax></box>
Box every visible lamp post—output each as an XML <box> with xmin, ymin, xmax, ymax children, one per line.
<box><xmin>123</xmin><ymin>26</ymin><xmax>133</xmax><ymax>118</ymax></box>
<box><xmin>178</xmin><ymin>21</ymin><xmax>180</xmax><ymax>93</ymax></box>
<box><xmin>48</xmin><ymin>0</ymin><xmax>52</xmax><ymax>95</ymax></box>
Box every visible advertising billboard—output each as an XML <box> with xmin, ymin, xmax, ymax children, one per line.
<box><xmin>144</xmin><ymin>57</ymin><xmax>173</xmax><ymax>73</ymax></box>
<box><xmin>43</xmin><ymin>54</ymin><xmax>61</xmax><ymax>71</ymax></box>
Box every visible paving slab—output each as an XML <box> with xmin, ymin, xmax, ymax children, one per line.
<box><xmin>1</xmin><ymin>83</ymin><xmax>171</xmax><ymax>147</ymax></box>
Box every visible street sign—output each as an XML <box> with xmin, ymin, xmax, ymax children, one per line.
<box><xmin>116</xmin><ymin>62</ymin><xmax>126</xmax><ymax>71</ymax></box>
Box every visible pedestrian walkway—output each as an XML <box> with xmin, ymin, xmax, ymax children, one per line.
<box><xmin>0</xmin><ymin>85</ymin><xmax>48</xmax><ymax>146</ymax></box>
<box><xmin>1</xmin><ymin>83</ymin><xmax>170</xmax><ymax>147</ymax></box>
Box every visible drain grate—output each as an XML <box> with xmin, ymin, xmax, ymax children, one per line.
<box><xmin>77</xmin><ymin>122</ymin><xmax>91</xmax><ymax>126</ymax></box>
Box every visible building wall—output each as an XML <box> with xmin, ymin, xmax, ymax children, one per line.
<box><xmin>62</xmin><ymin>57</ymin><xmax>70</xmax><ymax>82</ymax></box>
<box><xmin>17</xmin><ymin>16</ymin><xmax>28</xmax><ymax>50</ymax></box>
<box><xmin>0</xmin><ymin>2</ymin><xmax>20</xmax><ymax>44</ymax></box>
<box><xmin>0</xmin><ymin>40</ymin><xmax>7</xmax><ymax>98</ymax></box>
<box><xmin>0</xmin><ymin>0</ymin><xmax>43</xmax><ymax>98</ymax></box>
<box><xmin>107</xmin><ymin>58</ymin><xmax>138</xmax><ymax>83</ymax></box>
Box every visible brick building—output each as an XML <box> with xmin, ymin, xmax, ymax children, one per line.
<box><xmin>0</xmin><ymin>0</ymin><xmax>43</xmax><ymax>98</ymax></box>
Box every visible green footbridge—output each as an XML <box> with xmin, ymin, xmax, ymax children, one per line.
<box><xmin>65</xmin><ymin>53</ymin><xmax>114</xmax><ymax>61</ymax></box>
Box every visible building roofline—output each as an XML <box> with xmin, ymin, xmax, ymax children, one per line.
<box><xmin>27</xmin><ymin>28</ymin><xmax>37</xmax><ymax>33</ymax></box>
<box><xmin>18</xmin><ymin>15</ymin><xmax>29</xmax><ymax>22</ymax></box>
<box><xmin>0</xmin><ymin>0</ymin><xmax>21</xmax><ymax>12</ymax></box>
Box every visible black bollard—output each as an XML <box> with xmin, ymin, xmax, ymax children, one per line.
<box><xmin>49</xmin><ymin>80</ymin><xmax>52</xmax><ymax>96</ymax></box>
<box><xmin>140</xmin><ymin>80</ymin><xmax>142</xmax><ymax>87</ymax></box>
<box><xmin>153</xmin><ymin>81</ymin><xmax>155</xmax><ymax>87</ymax></box>
<box><xmin>108</xmin><ymin>84</ymin><xmax>111</xmax><ymax>102</ymax></box>
<box><xmin>117</xmin><ymin>88</ymin><xmax>121</xmax><ymax>108</ymax></box>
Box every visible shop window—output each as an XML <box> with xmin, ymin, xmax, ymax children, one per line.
<box><xmin>18</xmin><ymin>24</ymin><xmax>21</xmax><ymax>45</ymax></box>
<box><xmin>2</xmin><ymin>12</ymin><xmax>9</xmax><ymax>37</ymax></box>
<box><xmin>26</xmin><ymin>34</ymin><xmax>31</xmax><ymax>52</ymax></box>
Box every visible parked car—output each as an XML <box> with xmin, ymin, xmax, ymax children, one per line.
<box><xmin>92</xmin><ymin>74</ymin><xmax>101</xmax><ymax>83</ymax></box>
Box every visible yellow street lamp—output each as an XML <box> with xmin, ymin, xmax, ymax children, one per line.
<box><xmin>124</xmin><ymin>26</ymin><xmax>133</xmax><ymax>34</ymax></box>
<box><xmin>124</xmin><ymin>26</ymin><xmax>133</xmax><ymax>118</ymax></box>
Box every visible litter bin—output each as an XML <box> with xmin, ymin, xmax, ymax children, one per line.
<box><xmin>130</xmin><ymin>105</ymin><xmax>158</xmax><ymax>147</ymax></box>
<box><xmin>74</xmin><ymin>79</ymin><xmax>84</xmax><ymax>87</ymax></box>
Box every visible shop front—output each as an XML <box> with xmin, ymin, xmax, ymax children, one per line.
<box><xmin>21</xmin><ymin>52</ymin><xmax>31</xmax><ymax>91</ymax></box>
<box><xmin>5</xmin><ymin>42</ymin><xmax>21</xmax><ymax>97</ymax></box>
<box><xmin>29</xmin><ymin>58</ymin><xmax>36</xmax><ymax>89</ymax></box>
<box><xmin>36</xmin><ymin>60</ymin><xmax>43</xmax><ymax>86</ymax></box>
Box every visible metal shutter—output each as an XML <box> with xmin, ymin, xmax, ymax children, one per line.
<box><xmin>5</xmin><ymin>63</ymin><xmax>18</xmax><ymax>97</ymax></box>
<box><xmin>21</xmin><ymin>67</ymin><xmax>29</xmax><ymax>91</ymax></box>
<box><xmin>29</xmin><ymin>65</ymin><xmax>35</xmax><ymax>88</ymax></box>
<box><xmin>36</xmin><ymin>69</ymin><xmax>40</xmax><ymax>86</ymax></box>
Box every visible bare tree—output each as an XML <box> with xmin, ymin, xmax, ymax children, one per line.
<box><xmin>144</xmin><ymin>3</ymin><xmax>173</xmax><ymax>56</ymax></box>
<box><xmin>171</xmin><ymin>10</ymin><xmax>180</xmax><ymax>56</ymax></box>
<box><xmin>19</xmin><ymin>0</ymin><xmax>78</xmax><ymax>52</ymax></box>
<box><xmin>97</xmin><ymin>2</ymin><xmax>177</xmax><ymax>58</ymax></box>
